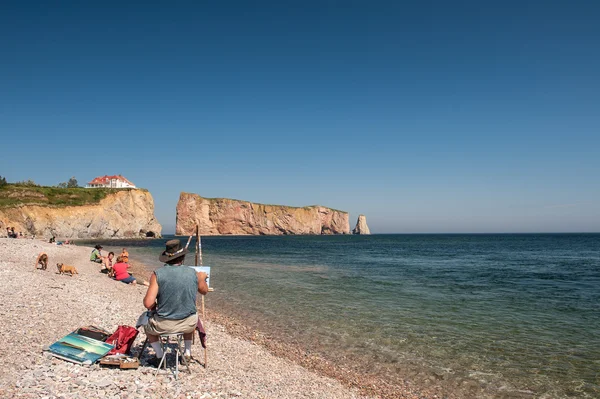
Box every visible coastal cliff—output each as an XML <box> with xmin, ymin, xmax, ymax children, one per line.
<box><xmin>0</xmin><ymin>187</ymin><xmax>161</xmax><ymax>239</ymax></box>
<box><xmin>176</xmin><ymin>192</ymin><xmax>350</xmax><ymax>235</ymax></box>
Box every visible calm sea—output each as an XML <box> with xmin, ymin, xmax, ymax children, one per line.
<box><xmin>82</xmin><ymin>234</ymin><xmax>600</xmax><ymax>398</ymax></box>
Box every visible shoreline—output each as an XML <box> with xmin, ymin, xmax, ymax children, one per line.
<box><xmin>96</xmin><ymin>242</ymin><xmax>441</xmax><ymax>399</ymax></box>
<box><xmin>0</xmin><ymin>238</ymin><xmax>399</xmax><ymax>399</ymax></box>
<box><xmin>93</xmin><ymin>244</ymin><xmax>430</xmax><ymax>399</ymax></box>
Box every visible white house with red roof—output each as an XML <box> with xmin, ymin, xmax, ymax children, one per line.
<box><xmin>86</xmin><ymin>175</ymin><xmax>136</xmax><ymax>189</ymax></box>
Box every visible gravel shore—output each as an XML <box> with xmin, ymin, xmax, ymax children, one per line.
<box><xmin>0</xmin><ymin>238</ymin><xmax>385</xmax><ymax>399</ymax></box>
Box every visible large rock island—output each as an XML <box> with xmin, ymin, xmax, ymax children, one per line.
<box><xmin>0</xmin><ymin>185</ymin><xmax>162</xmax><ymax>239</ymax></box>
<box><xmin>176</xmin><ymin>192</ymin><xmax>350</xmax><ymax>236</ymax></box>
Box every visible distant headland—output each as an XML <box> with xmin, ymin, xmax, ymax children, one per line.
<box><xmin>176</xmin><ymin>192</ymin><xmax>351</xmax><ymax>236</ymax></box>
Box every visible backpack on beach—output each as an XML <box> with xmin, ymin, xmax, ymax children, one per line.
<box><xmin>106</xmin><ymin>325</ymin><xmax>139</xmax><ymax>355</ymax></box>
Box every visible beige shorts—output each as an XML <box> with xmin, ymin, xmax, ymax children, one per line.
<box><xmin>144</xmin><ymin>313</ymin><xmax>198</xmax><ymax>336</ymax></box>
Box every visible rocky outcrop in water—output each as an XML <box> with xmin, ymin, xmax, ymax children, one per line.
<box><xmin>0</xmin><ymin>189</ymin><xmax>161</xmax><ymax>239</ymax></box>
<box><xmin>176</xmin><ymin>192</ymin><xmax>350</xmax><ymax>235</ymax></box>
<box><xmin>352</xmin><ymin>215</ymin><xmax>371</xmax><ymax>235</ymax></box>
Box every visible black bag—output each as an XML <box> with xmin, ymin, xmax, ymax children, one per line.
<box><xmin>75</xmin><ymin>325</ymin><xmax>111</xmax><ymax>342</ymax></box>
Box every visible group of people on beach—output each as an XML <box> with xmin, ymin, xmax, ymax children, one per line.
<box><xmin>30</xmin><ymin>237</ymin><xmax>208</xmax><ymax>366</ymax></box>
<box><xmin>5</xmin><ymin>227</ymin><xmax>25</xmax><ymax>238</ymax></box>
<box><xmin>48</xmin><ymin>236</ymin><xmax>72</xmax><ymax>245</ymax></box>
<box><xmin>90</xmin><ymin>245</ymin><xmax>148</xmax><ymax>286</ymax></box>
<box><xmin>3</xmin><ymin>228</ymin><xmax>75</xmax><ymax>243</ymax></box>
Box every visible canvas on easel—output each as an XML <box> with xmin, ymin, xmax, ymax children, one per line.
<box><xmin>187</xmin><ymin>266</ymin><xmax>211</xmax><ymax>287</ymax></box>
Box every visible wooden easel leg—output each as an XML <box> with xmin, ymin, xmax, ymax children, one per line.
<box><xmin>195</xmin><ymin>225</ymin><xmax>208</xmax><ymax>369</ymax></box>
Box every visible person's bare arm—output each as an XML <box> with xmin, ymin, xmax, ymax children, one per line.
<box><xmin>197</xmin><ymin>272</ymin><xmax>208</xmax><ymax>295</ymax></box>
<box><xmin>143</xmin><ymin>273</ymin><xmax>159</xmax><ymax>309</ymax></box>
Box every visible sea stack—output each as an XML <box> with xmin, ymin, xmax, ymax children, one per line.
<box><xmin>352</xmin><ymin>215</ymin><xmax>371</xmax><ymax>235</ymax></box>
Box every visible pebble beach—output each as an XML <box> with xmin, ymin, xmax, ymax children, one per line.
<box><xmin>0</xmin><ymin>238</ymin><xmax>430</xmax><ymax>399</ymax></box>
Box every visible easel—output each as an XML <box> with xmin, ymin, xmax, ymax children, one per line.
<box><xmin>193</xmin><ymin>224</ymin><xmax>213</xmax><ymax>368</ymax></box>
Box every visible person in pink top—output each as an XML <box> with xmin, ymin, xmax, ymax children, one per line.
<box><xmin>113</xmin><ymin>256</ymin><xmax>148</xmax><ymax>286</ymax></box>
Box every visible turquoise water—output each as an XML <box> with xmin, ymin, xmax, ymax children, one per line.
<box><xmin>84</xmin><ymin>234</ymin><xmax>600</xmax><ymax>398</ymax></box>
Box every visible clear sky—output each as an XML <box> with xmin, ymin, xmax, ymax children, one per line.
<box><xmin>1</xmin><ymin>1</ymin><xmax>599</xmax><ymax>233</ymax></box>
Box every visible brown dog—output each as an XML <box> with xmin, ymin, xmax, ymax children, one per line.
<box><xmin>35</xmin><ymin>253</ymin><xmax>48</xmax><ymax>270</ymax></box>
<box><xmin>57</xmin><ymin>263</ymin><xmax>78</xmax><ymax>276</ymax></box>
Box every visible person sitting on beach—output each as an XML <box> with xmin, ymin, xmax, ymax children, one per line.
<box><xmin>120</xmin><ymin>248</ymin><xmax>129</xmax><ymax>263</ymax></box>
<box><xmin>113</xmin><ymin>255</ymin><xmax>148</xmax><ymax>286</ymax></box>
<box><xmin>102</xmin><ymin>252</ymin><xmax>115</xmax><ymax>275</ymax></box>
<box><xmin>90</xmin><ymin>244</ymin><xmax>110</xmax><ymax>271</ymax></box>
<box><xmin>143</xmin><ymin>239</ymin><xmax>208</xmax><ymax>366</ymax></box>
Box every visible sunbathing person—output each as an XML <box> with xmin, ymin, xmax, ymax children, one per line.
<box><xmin>143</xmin><ymin>239</ymin><xmax>208</xmax><ymax>366</ymax></box>
<box><xmin>113</xmin><ymin>256</ymin><xmax>148</xmax><ymax>285</ymax></box>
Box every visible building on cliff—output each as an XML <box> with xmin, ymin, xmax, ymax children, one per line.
<box><xmin>86</xmin><ymin>175</ymin><xmax>136</xmax><ymax>189</ymax></box>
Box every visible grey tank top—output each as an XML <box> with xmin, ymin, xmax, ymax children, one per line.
<box><xmin>155</xmin><ymin>265</ymin><xmax>198</xmax><ymax>320</ymax></box>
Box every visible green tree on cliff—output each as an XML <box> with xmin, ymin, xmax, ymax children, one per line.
<box><xmin>67</xmin><ymin>176</ymin><xmax>79</xmax><ymax>188</ymax></box>
<box><xmin>0</xmin><ymin>175</ymin><xmax>7</xmax><ymax>187</ymax></box>
<box><xmin>57</xmin><ymin>176</ymin><xmax>80</xmax><ymax>188</ymax></box>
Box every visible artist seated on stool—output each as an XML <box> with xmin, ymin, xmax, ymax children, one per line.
<box><xmin>143</xmin><ymin>239</ymin><xmax>208</xmax><ymax>366</ymax></box>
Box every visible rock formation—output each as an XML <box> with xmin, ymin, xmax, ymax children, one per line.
<box><xmin>352</xmin><ymin>215</ymin><xmax>371</xmax><ymax>235</ymax></box>
<box><xmin>176</xmin><ymin>192</ymin><xmax>350</xmax><ymax>235</ymax></box>
<box><xmin>0</xmin><ymin>189</ymin><xmax>161</xmax><ymax>239</ymax></box>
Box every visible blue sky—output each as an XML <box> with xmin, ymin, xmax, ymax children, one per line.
<box><xmin>1</xmin><ymin>1</ymin><xmax>599</xmax><ymax>233</ymax></box>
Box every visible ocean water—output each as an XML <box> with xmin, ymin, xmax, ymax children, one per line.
<box><xmin>83</xmin><ymin>234</ymin><xmax>600</xmax><ymax>398</ymax></box>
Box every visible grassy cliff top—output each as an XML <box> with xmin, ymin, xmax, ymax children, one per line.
<box><xmin>180</xmin><ymin>192</ymin><xmax>347</xmax><ymax>214</ymax></box>
<box><xmin>0</xmin><ymin>184</ymin><xmax>146</xmax><ymax>208</ymax></box>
